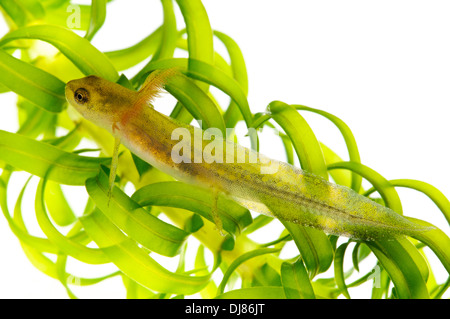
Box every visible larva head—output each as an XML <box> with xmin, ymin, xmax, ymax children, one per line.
<box><xmin>65</xmin><ymin>75</ymin><xmax>135</xmax><ymax>131</ymax></box>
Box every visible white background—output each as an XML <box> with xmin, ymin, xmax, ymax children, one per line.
<box><xmin>0</xmin><ymin>0</ymin><xmax>449</xmax><ymax>298</ymax></box>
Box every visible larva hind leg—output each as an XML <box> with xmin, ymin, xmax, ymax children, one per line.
<box><xmin>107</xmin><ymin>137</ymin><xmax>121</xmax><ymax>206</ymax></box>
<box><xmin>211</xmin><ymin>188</ymin><xmax>225</xmax><ymax>236</ymax></box>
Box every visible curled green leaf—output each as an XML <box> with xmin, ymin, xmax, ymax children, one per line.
<box><xmin>0</xmin><ymin>25</ymin><xmax>119</xmax><ymax>81</ymax></box>
<box><xmin>151</xmin><ymin>0</ymin><xmax>177</xmax><ymax>61</ymax></box>
<box><xmin>268</xmin><ymin>101</ymin><xmax>328</xmax><ymax>179</ymax></box>
<box><xmin>85</xmin><ymin>0</ymin><xmax>107</xmax><ymax>41</ymax></box>
<box><xmin>105</xmin><ymin>27</ymin><xmax>162</xmax><ymax>71</ymax></box>
<box><xmin>0</xmin><ymin>50</ymin><xmax>66</xmax><ymax>112</ymax></box>
<box><xmin>86</xmin><ymin>169</ymin><xmax>190</xmax><ymax>257</ymax></box>
<box><xmin>36</xmin><ymin>178</ymin><xmax>109</xmax><ymax>264</ymax></box>
<box><xmin>293</xmin><ymin>104</ymin><xmax>362</xmax><ymax>192</ymax></box>
<box><xmin>175</xmin><ymin>0</ymin><xmax>214</xmax><ymax>66</ymax></box>
<box><xmin>334</xmin><ymin>242</ymin><xmax>351</xmax><ymax>299</ymax></box>
<box><xmin>366</xmin><ymin>239</ymin><xmax>430</xmax><ymax>299</ymax></box>
<box><xmin>132</xmin><ymin>181</ymin><xmax>252</xmax><ymax>236</ymax></box>
<box><xmin>0</xmin><ymin>129</ymin><xmax>109</xmax><ymax>185</ymax></box>
<box><xmin>281</xmin><ymin>258</ymin><xmax>315</xmax><ymax>299</ymax></box>
<box><xmin>217</xmin><ymin>248</ymin><xmax>280</xmax><ymax>295</ymax></box>
<box><xmin>328</xmin><ymin>161</ymin><xmax>403</xmax><ymax>214</ymax></box>
<box><xmin>80</xmin><ymin>208</ymin><xmax>211</xmax><ymax>294</ymax></box>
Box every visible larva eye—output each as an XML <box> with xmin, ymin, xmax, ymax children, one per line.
<box><xmin>74</xmin><ymin>88</ymin><xmax>89</xmax><ymax>104</ymax></box>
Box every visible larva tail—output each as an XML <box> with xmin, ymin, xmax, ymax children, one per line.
<box><xmin>253</xmin><ymin>165</ymin><xmax>435</xmax><ymax>240</ymax></box>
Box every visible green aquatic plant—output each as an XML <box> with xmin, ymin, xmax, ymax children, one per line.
<box><xmin>0</xmin><ymin>0</ymin><xmax>449</xmax><ymax>299</ymax></box>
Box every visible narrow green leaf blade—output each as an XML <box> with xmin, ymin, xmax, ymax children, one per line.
<box><xmin>86</xmin><ymin>170</ymin><xmax>189</xmax><ymax>257</ymax></box>
<box><xmin>165</xmin><ymin>73</ymin><xmax>226</xmax><ymax>135</ymax></box>
<box><xmin>280</xmin><ymin>221</ymin><xmax>334</xmax><ymax>277</ymax></box>
<box><xmin>0</xmin><ymin>50</ymin><xmax>66</xmax><ymax>112</ymax></box>
<box><xmin>17</xmin><ymin>101</ymin><xmax>58</xmax><ymax>137</ymax></box>
<box><xmin>151</xmin><ymin>0</ymin><xmax>177</xmax><ymax>61</ymax></box>
<box><xmin>44</xmin><ymin>180</ymin><xmax>76</xmax><ymax>226</ymax></box>
<box><xmin>328</xmin><ymin>161</ymin><xmax>403</xmax><ymax>214</ymax></box>
<box><xmin>294</xmin><ymin>105</ymin><xmax>362</xmax><ymax>192</ymax></box>
<box><xmin>334</xmin><ymin>242</ymin><xmax>351</xmax><ymax>299</ymax></box>
<box><xmin>134</xmin><ymin>58</ymin><xmax>257</xmax><ymax>148</ymax></box>
<box><xmin>0</xmin><ymin>0</ymin><xmax>29</xmax><ymax>26</ymax></box>
<box><xmin>105</xmin><ymin>27</ymin><xmax>162</xmax><ymax>71</ymax></box>
<box><xmin>266</xmin><ymin>101</ymin><xmax>333</xmax><ymax>276</ymax></box>
<box><xmin>389</xmin><ymin>179</ymin><xmax>450</xmax><ymax>224</ymax></box>
<box><xmin>36</xmin><ymin>178</ymin><xmax>109</xmax><ymax>264</ymax></box>
<box><xmin>80</xmin><ymin>208</ymin><xmax>211</xmax><ymax>295</ymax></box>
<box><xmin>132</xmin><ymin>181</ymin><xmax>252</xmax><ymax>236</ymax></box>
<box><xmin>281</xmin><ymin>258</ymin><xmax>315</xmax><ymax>299</ymax></box>
<box><xmin>0</xmin><ymin>171</ymin><xmax>59</xmax><ymax>254</ymax></box>
<box><xmin>214</xmin><ymin>30</ymin><xmax>249</xmax><ymax>128</ymax></box>
<box><xmin>268</xmin><ymin>101</ymin><xmax>328</xmax><ymax>179</ymax></box>
<box><xmin>175</xmin><ymin>0</ymin><xmax>214</xmax><ymax>65</ymax></box>
<box><xmin>0</xmin><ymin>129</ymin><xmax>109</xmax><ymax>185</ymax></box>
<box><xmin>320</xmin><ymin>142</ymin><xmax>353</xmax><ymax>188</ymax></box>
<box><xmin>0</xmin><ymin>25</ymin><xmax>119</xmax><ymax>81</ymax></box>
<box><xmin>85</xmin><ymin>0</ymin><xmax>107</xmax><ymax>41</ymax></box>
<box><xmin>366</xmin><ymin>239</ymin><xmax>430</xmax><ymax>299</ymax></box>
<box><xmin>217</xmin><ymin>248</ymin><xmax>280</xmax><ymax>295</ymax></box>
<box><xmin>187</xmin><ymin>59</ymin><xmax>254</xmax><ymax>132</ymax></box>
<box><xmin>409</xmin><ymin>217</ymin><xmax>450</xmax><ymax>277</ymax></box>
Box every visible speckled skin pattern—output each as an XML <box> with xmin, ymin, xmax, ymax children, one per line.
<box><xmin>65</xmin><ymin>75</ymin><xmax>432</xmax><ymax>240</ymax></box>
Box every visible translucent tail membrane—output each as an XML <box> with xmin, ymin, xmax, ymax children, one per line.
<box><xmin>228</xmin><ymin>160</ymin><xmax>435</xmax><ymax>240</ymax></box>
